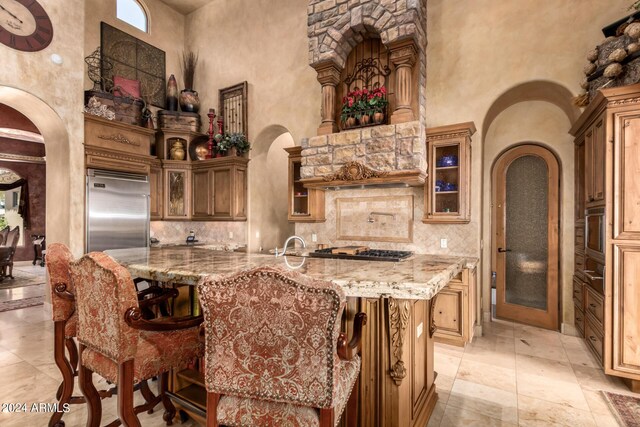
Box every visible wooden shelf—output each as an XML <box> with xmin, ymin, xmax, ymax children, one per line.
<box><xmin>173</xmin><ymin>383</ymin><xmax>206</xmax><ymax>410</ymax></box>
<box><xmin>294</xmin><ymin>194</ymin><xmax>309</xmax><ymax>198</ymax></box>
<box><xmin>176</xmin><ymin>369</ymin><xmax>204</xmax><ymax>387</ymax></box>
<box><xmin>285</xmin><ymin>146</ymin><xmax>325</xmax><ymax>223</ymax></box>
<box><xmin>436</xmin><ymin>166</ymin><xmax>459</xmax><ymax>170</ymax></box>
<box><xmin>436</xmin><ymin>191</ymin><xmax>458</xmax><ymax>194</ymax></box>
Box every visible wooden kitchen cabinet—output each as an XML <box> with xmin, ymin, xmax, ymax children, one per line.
<box><xmin>433</xmin><ymin>266</ymin><xmax>476</xmax><ymax>346</ymax></box>
<box><xmin>284</xmin><ymin>146</ymin><xmax>325</xmax><ymax>222</ymax></box>
<box><xmin>570</xmin><ymin>83</ymin><xmax>640</xmax><ymax>389</ymax></box>
<box><xmin>162</xmin><ymin>160</ymin><xmax>191</xmax><ymax>220</ymax></box>
<box><xmin>423</xmin><ymin>122</ymin><xmax>475</xmax><ymax>224</ymax></box>
<box><xmin>191</xmin><ymin>157</ymin><xmax>248</xmax><ymax>221</ymax></box>
<box><xmin>150</xmin><ymin>160</ymin><xmax>163</xmax><ymax>220</ymax></box>
<box><xmin>583</xmin><ymin>115</ymin><xmax>606</xmax><ymax>206</ymax></box>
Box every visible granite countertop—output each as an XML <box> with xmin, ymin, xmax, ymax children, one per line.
<box><xmin>107</xmin><ymin>247</ymin><xmax>472</xmax><ymax>300</ymax></box>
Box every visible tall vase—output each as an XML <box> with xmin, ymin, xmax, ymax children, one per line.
<box><xmin>179</xmin><ymin>89</ymin><xmax>200</xmax><ymax>113</ymax></box>
<box><xmin>167</xmin><ymin>74</ymin><xmax>178</xmax><ymax>111</ymax></box>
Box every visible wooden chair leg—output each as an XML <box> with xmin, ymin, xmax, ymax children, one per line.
<box><xmin>206</xmin><ymin>392</ymin><xmax>219</xmax><ymax>427</ymax></box>
<box><xmin>139</xmin><ymin>380</ymin><xmax>156</xmax><ymax>414</ymax></box>
<box><xmin>118</xmin><ymin>359</ymin><xmax>141</xmax><ymax>427</ymax></box>
<box><xmin>78</xmin><ymin>345</ymin><xmax>102</xmax><ymax>427</ymax></box>
<box><xmin>160</xmin><ymin>372</ymin><xmax>176</xmax><ymax>426</ymax></box>
<box><xmin>346</xmin><ymin>376</ymin><xmax>359</xmax><ymax>427</ymax></box>
<box><xmin>49</xmin><ymin>322</ymin><xmax>74</xmax><ymax>427</ymax></box>
<box><xmin>65</xmin><ymin>337</ymin><xmax>79</xmax><ymax>374</ymax></box>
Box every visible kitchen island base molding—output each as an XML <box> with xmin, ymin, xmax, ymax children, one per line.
<box><xmin>343</xmin><ymin>296</ymin><xmax>438</xmax><ymax>427</ymax></box>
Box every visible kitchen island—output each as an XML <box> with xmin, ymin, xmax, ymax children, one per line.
<box><xmin>107</xmin><ymin>246</ymin><xmax>474</xmax><ymax>427</ymax></box>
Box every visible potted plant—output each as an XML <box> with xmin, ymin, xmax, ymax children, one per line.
<box><xmin>179</xmin><ymin>50</ymin><xmax>200</xmax><ymax>113</ymax></box>
<box><xmin>222</xmin><ymin>132</ymin><xmax>251</xmax><ymax>156</ymax></box>
<box><xmin>341</xmin><ymin>92</ymin><xmax>357</xmax><ymax>128</ymax></box>
<box><xmin>368</xmin><ymin>86</ymin><xmax>388</xmax><ymax>124</ymax></box>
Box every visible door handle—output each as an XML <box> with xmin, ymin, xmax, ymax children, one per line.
<box><xmin>498</xmin><ymin>248</ymin><xmax>512</xmax><ymax>253</ymax></box>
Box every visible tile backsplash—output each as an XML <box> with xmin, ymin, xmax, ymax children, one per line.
<box><xmin>295</xmin><ymin>187</ymin><xmax>479</xmax><ymax>257</ymax></box>
<box><xmin>151</xmin><ymin>221</ymin><xmax>247</xmax><ymax>247</ymax></box>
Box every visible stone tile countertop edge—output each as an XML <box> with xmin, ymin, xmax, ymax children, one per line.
<box><xmin>107</xmin><ymin>247</ymin><xmax>474</xmax><ymax>300</ymax></box>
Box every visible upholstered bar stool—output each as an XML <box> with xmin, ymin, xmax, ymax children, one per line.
<box><xmin>71</xmin><ymin>252</ymin><xmax>204</xmax><ymax>427</ymax></box>
<box><xmin>47</xmin><ymin>244</ymin><xmax>183</xmax><ymax>427</ymax></box>
<box><xmin>198</xmin><ymin>266</ymin><xmax>366</xmax><ymax>427</ymax></box>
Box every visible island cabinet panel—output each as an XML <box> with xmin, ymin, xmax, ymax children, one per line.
<box><xmin>149</xmin><ymin>161</ymin><xmax>163</xmax><ymax>220</ymax></box>
<box><xmin>162</xmin><ymin>160</ymin><xmax>192</xmax><ymax>220</ymax></box>
<box><xmin>433</xmin><ymin>267</ymin><xmax>476</xmax><ymax>346</ymax></box>
<box><xmin>189</xmin><ymin>157</ymin><xmax>249</xmax><ymax>221</ymax></box>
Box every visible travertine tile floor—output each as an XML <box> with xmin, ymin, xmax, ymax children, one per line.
<box><xmin>0</xmin><ymin>265</ymin><xmax>635</xmax><ymax>426</ymax></box>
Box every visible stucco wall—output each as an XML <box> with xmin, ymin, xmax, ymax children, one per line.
<box><xmin>184</xmin><ymin>0</ymin><xmax>319</xmax><ymax>252</ymax></box>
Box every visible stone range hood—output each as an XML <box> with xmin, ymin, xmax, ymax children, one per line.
<box><xmin>299</xmin><ymin>120</ymin><xmax>426</xmax><ymax>189</ymax></box>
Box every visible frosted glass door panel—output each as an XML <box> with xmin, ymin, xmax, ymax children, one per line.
<box><xmin>505</xmin><ymin>155</ymin><xmax>548</xmax><ymax>310</ymax></box>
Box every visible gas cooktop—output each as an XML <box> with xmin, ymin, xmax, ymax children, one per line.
<box><xmin>309</xmin><ymin>248</ymin><xmax>413</xmax><ymax>262</ymax></box>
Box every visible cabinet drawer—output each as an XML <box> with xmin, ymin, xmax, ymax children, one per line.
<box><xmin>574</xmin><ymin>305</ymin><xmax>585</xmax><ymax>337</ymax></box>
<box><xmin>585</xmin><ymin>316</ymin><xmax>604</xmax><ymax>365</ymax></box>
<box><xmin>584</xmin><ymin>285</ymin><xmax>604</xmax><ymax>328</ymax></box>
<box><xmin>572</xmin><ymin>278</ymin><xmax>584</xmax><ymax>307</ymax></box>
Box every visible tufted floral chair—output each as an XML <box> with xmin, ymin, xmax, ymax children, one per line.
<box><xmin>71</xmin><ymin>252</ymin><xmax>204</xmax><ymax>427</ymax></box>
<box><xmin>198</xmin><ymin>266</ymin><xmax>367</xmax><ymax>427</ymax></box>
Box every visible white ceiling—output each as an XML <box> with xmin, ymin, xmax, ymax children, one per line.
<box><xmin>157</xmin><ymin>0</ymin><xmax>215</xmax><ymax>15</ymax></box>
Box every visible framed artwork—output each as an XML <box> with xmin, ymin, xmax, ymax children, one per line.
<box><xmin>219</xmin><ymin>81</ymin><xmax>248</xmax><ymax>137</ymax></box>
<box><xmin>100</xmin><ymin>22</ymin><xmax>166</xmax><ymax>108</ymax></box>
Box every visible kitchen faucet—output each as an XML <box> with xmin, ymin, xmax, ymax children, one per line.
<box><xmin>275</xmin><ymin>235</ymin><xmax>306</xmax><ymax>257</ymax></box>
<box><xmin>367</xmin><ymin>211</ymin><xmax>396</xmax><ymax>223</ymax></box>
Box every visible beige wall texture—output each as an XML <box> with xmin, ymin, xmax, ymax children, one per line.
<box><xmin>184</xmin><ymin>0</ymin><xmax>319</xmax><ymax>252</ymax></box>
<box><xmin>0</xmin><ymin>0</ymin><xmax>86</xmax><ymax>256</ymax></box>
<box><xmin>426</xmin><ymin>0</ymin><xmax>631</xmax><ymax>329</ymax></box>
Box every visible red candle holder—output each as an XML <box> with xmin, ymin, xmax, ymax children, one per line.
<box><xmin>206</xmin><ymin>109</ymin><xmax>216</xmax><ymax>159</ymax></box>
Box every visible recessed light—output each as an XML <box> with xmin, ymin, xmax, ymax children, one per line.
<box><xmin>50</xmin><ymin>54</ymin><xmax>63</xmax><ymax>65</ymax></box>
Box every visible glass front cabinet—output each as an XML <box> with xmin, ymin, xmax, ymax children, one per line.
<box><xmin>423</xmin><ymin>122</ymin><xmax>475</xmax><ymax>224</ymax></box>
<box><xmin>284</xmin><ymin>146</ymin><xmax>325</xmax><ymax>222</ymax></box>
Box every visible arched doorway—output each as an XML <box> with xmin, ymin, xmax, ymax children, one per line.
<box><xmin>0</xmin><ymin>86</ymin><xmax>74</xmax><ymax>254</ymax></box>
<box><xmin>247</xmin><ymin>125</ymin><xmax>296</xmax><ymax>253</ymax></box>
<box><xmin>492</xmin><ymin>144</ymin><xmax>560</xmax><ymax>330</ymax></box>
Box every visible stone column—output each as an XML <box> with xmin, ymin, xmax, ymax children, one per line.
<box><xmin>313</xmin><ymin>61</ymin><xmax>342</xmax><ymax>136</ymax></box>
<box><xmin>389</xmin><ymin>40</ymin><xmax>418</xmax><ymax>124</ymax></box>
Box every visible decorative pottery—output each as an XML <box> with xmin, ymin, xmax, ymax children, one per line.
<box><xmin>170</xmin><ymin>140</ymin><xmax>186</xmax><ymax>160</ymax></box>
<box><xmin>438</xmin><ymin>155</ymin><xmax>458</xmax><ymax>167</ymax></box>
<box><xmin>345</xmin><ymin>117</ymin><xmax>357</xmax><ymax>128</ymax></box>
<box><xmin>179</xmin><ymin>89</ymin><xmax>200</xmax><ymax>113</ymax></box>
<box><xmin>227</xmin><ymin>146</ymin><xmax>238</xmax><ymax>157</ymax></box>
<box><xmin>144</xmin><ymin>115</ymin><xmax>154</xmax><ymax>129</ymax></box>
<box><xmin>167</xmin><ymin>74</ymin><xmax>178</xmax><ymax>111</ymax></box>
<box><xmin>195</xmin><ymin>144</ymin><xmax>208</xmax><ymax>160</ymax></box>
<box><xmin>373</xmin><ymin>111</ymin><xmax>384</xmax><ymax>124</ymax></box>
<box><xmin>360</xmin><ymin>114</ymin><xmax>371</xmax><ymax>125</ymax></box>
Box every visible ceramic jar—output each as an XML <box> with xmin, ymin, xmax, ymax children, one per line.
<box><xmin>166</xmin><ymin>74</ymin><xmax>178</xmax><ymax>111</ymax></box>
<box><xmin>170</xmin><ymin>140</ymin><xmax>186</xmax><ymax>160</ymax></box>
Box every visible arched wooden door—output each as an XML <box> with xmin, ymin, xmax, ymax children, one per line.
<box><xmin>492</xmin><ymin>145</ymin><xmax>560</xmax><ymax>330</ymax></box>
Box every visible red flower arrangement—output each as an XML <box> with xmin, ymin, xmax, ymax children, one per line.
<box><xmin>340</xmin><ymin>86</ymin><xmax>388</xmax><ymax>127</ymax></box>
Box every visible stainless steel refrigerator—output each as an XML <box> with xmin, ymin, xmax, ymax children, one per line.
<box><xmin>86</xmin><ymin>169</ymin><xmax>150</xmax><ymax>252</ymax></box>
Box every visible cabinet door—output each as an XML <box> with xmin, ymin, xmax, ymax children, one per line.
<box><xmin>584</xmin><ymin>128</ymin><xmax>594</xmax><ymax>204</ymax></box>
<box><xmin>614</xmin><ymin>113</ymin><xmax>640</xmax><ymax>240</ymax></box>
<box><xmin>192</xmin><ymin>169</ymin><xmax>212</xmax><ymax>217</ymax></box>
<box><xmin>233</xmin><ymin>167</ymin><xmax>247</xmax><ymax>220</ymax></box>
<box><xmin>149</xmin><ymin>166</ymin><xmax>163</xmax><ymax>220</ymax></box>
<box><xmin>612</xmin><ymin>244</ymin><xmax>640</xmax><ymax>376</ymax></box>
<box><xmin>592</xmin><ymin>119</ymin><xmax>606</xmax><ymax>203</ymax></box>
<box><xmin>164</xmin><ymin>169</ymin><xmax>190</xmax><ymax>219</ymax></box>
<box><xmin>212</xmin><ymin>167</ymin><xmax>232</xmax><ymax>218</ymax></box>
<box><xmin>575</xmin><ymin>142</ymin><xmax>585</xmax><ymax>220</ymax></box>
<box><xmin>433</xmin><ymin>288</ymin><xmax>463</xmax><ymax>337</ymax></box>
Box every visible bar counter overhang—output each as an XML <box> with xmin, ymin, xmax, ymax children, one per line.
<box><xmin>107</xmin><ymin>246</ymin><xmax>476</xmax><ymax>426</ymax></box>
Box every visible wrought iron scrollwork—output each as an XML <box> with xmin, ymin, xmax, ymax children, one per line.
<box><xmin>344</xmin><ymin>57</ymin><xmax>391</xmax><ymax>92</ymax></box>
